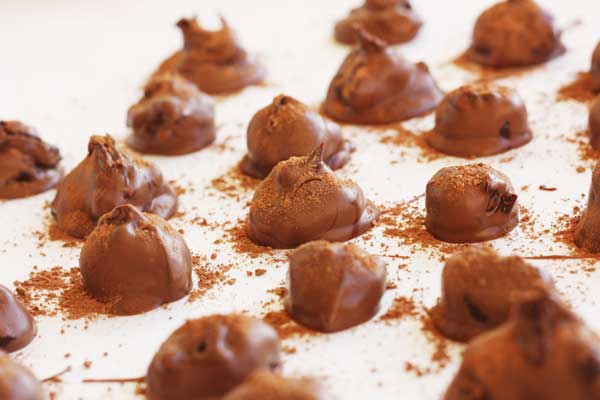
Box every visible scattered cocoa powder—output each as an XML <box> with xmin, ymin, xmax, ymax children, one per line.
<box><xmin>188</xmin><ymin>254</ymin><xmax>233</xmax><ymax>302</ymax></box>
<box><xmin>222</xmin><ymin>219</ymin><xmax>274</xmax><ymax>258</ymax></box>
<box><xmin>452</xmin><ymin>52</ymin><xmax>535</xmax><ymax>80</ymax></box>
<box><xmin>209</xmin><ymin>162</ymin><xmax>260</xmax><ymax>200</ymax></box>
<box><xmin>378</xmin><ymin>296</ymin><xmax>418</xmax><ymax>323</ymax></box>
<box><xmin>557</xmin><ymin>72</ymin><xmax>598</xmax><ymax>103</ymax></box>
<box><xmin>373</xmin><ymin>126</ymin><xmax>445</xmax><ymax>162</ymax></box>
<box><xmin>262</xmin><ymin>310</ymin><xmax>313</xmax><ymax>340</ymax></box>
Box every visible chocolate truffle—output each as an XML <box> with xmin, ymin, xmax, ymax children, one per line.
<box><xmin>224</xmin><ymin>370</ymin><xmax>330</xmax><ymax>400</ymax></box>
<box><xmin>323</xmin><ymin>29</ymin><xmax>442</xmax><ymax>125</ymax></box>
<box><xmin>430</xmin><ymin>247</ymin><xmax>552</xmax><ymax>342</ymax></box>
<box><xmin>285</xmin><ymin>241</ymin><xmax>386</xmax><ymax>333</ymax></box>
<box><xmin>146</xmin><ymin>314</ymin><xmax>281</xmax><ymax>400</ymax></box>
<box><xmin>79</xmin><ymin>204</ymin><xmax>191</xmax><ymax>315</ymax></box>
<box><xmin>126</xmin><ymin>74</ymin><xmax>216</xmax><ymax>155</ymax></box>
<box><xmin>156</xmin><ymin>18</ymin><xmax>264</xmax><ymax>95</ymax></box>
<box><xmin>246</xmin><ymin>146</ymin><xmax>379</xmax><ymax>249</ymax></box>
<box><xmin>334</xmin><ymin>0</ymin><xmax>422</xmax><ymax>46</ymax></box>
<box><xmin>574</xmin><ymin>160</ymin><xmax>600</xmax><ymax>252</ymax></box>
<box><xmin>426</xmin><ymin>83</ymin><xmax>532</xmax><ymax>157</ymax></box>
<box><xmin>466</xmin><ymin>0</ymin><xmax>565</xmax><ymax>68</ymax></box>
<box><xmin>51</xmin><ymin>135</ymin><xmax>177</xmax><ymax>238</ymax></box>
<box><xmin>0</xmin><ymin>120</ymin><xmax>62</xmax><ymax>200</ymax></box>
<box><xmin>444</xmin><ymin>291</ymin><xmax>600</xmax><ymax>400</ymax></box>
<box><xmin>0</xmin><ymin>352</ymin><xmax>44</xmax><ymax>400</ymax></box>
<box><xmin>241</xmin><ymin>95</ymin><xmax>353</xmax><ymax>179</ymax></box>
<box><xmin>592</xmin><ymin>42</ymin><xmax>600</xmax><ymax>92</ymax></box>
<box><xmin>0</xmin><ymin>286</ymin><xmax>36</xmax><ymax>353</ymax></box>
<box><xmin>425</xmin><ymin>163</ymin><xmax>519</xmax><ymax>243</ymax></box>
<box><xmin>589</xmin><ymin>97</ymin><xmax>600</xmax><ymax>150</ymax></box>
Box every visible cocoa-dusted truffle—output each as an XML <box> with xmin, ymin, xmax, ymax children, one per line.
<box><xmin>430</xmin><ymin>247</ymin><xmax>552</xmax><ymax>342</ymax></box>
<box><xmin>0</xmin><ymin>352</ymin><xmax>44</xmax><ymax>400</ymax></box>
<box><xmin>156</xmin><ymin>18</ymin><xmax>264</xmax><ymax>95</ymax></box>
<box><xmin>241</xmin><ymin>95</ymin><xmax>353</xmax><ymax>179</ymax></box>
<box><xmin>589</xmin><ymin>97</ymin><xmax>600</xmax><ymax>150</ymax></box>
<box><xmin>0</xmin><ymin>120</ymin><xmax>62</xmax><ymax>200</ymax></box>
<box><xmin>51</xmin><ymin>135</ymin><xmax>177</xmax><ymax>238</ymax></box>
<box><xmin>323</xmin><ymin>29</ymin><xmax>442</xmax><ymax>125</ymax></box>
<box><xmin>126</xmin><ymin>74</ymin><xmax>215</xmax><ymax>155</ymax></box>
<box><xmin>334</xmin><ymin>0</ymin><xmax>422</xmax><ymax>46</ymax></box>
<box><xmin>246</xmin><ymin>146</ymin><xmax>379</xmax><ymax>249</ymax></box>
<box><xmin>444</xmin><ymin>291</ymin><xmax>600</xmax><ymax>400</ymax></box>
<box><xmin>79</xmin><ymin>204</ymin><xmax>192</xmax><ymax>315</ymax></box>
<box><xmin>574</xmin><ymin>160</ymin><xmax>600</xmax><ymax>252</ymax></box>
<box><xmin>285</xmin><ymin>241</ymin><xmax>386</xmax><ymax>333</ymax></box>
<box><xmin>592</xmin><ymin>42</ymin><xmax>600</xmax><ymax>92</ymax></box>
<box><xmin>466</xmin><ymin>0</ymin><xmax>565</xmax><ymax>68</ymax></box>
<box><xmin>146</xmin><ymin>314</ymin><xmax>281</xmax><ymax>400</ymax></box>
<box><xmin>425</xmin><ymin>163</ymin><xmax>519</xmax><ymax>243</ymax></box>
<box><xmin>224</xmin><ymin>370</ymin><xmax>330</xmax><ymax>400</ymax></box>
<box><xmin>0</xmin><ymin>285</ymin><xmax>36</xmax><ymax>353</ymax></box>
<box><xmin>426</xmin><ymin>83</ymin><xmax>532</xmax><ymax>157</ymax></box>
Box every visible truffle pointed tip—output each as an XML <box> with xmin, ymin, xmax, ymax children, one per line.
<box><xmin>307</xmin><ymin>143</ymin><xmax>325</xmax><ymax>164</ymax></box>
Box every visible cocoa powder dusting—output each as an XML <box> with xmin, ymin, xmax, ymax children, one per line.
<box><xmin>188</xmin><ymin>254</ymin><xmax>233</xmax><ymax>302</ymax></box>
<box><xmin>209</xmin><ymin>163</ymin><xmax>260</xmax><ymax>200</ymax></box>
<box><xmin>262</xmin><ymin>310</ymin><xmax>314</xmax><ymax>340</ymax></box>
<box><xmin>557</xmin><ymin>73</ymin><xmax>598</xmax><ymax>103</ymax></box>
<box><xmin>378</xmin><ymin>296</ymin><xmax>418</xmax><ymax>323</ymax></box>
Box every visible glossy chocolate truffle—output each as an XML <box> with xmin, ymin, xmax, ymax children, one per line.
<box><xmin>589</xmin><ymin>97</ymin><xmax>600</xmax><ymax>150</ymax></box>
<box><xmin>574</xmin><ymin>160</ymin><xmax>600</xmax><ymax>252</ymax></box>
<box><xmin>0</xmin><ymin>352</ymin><xmax>44</xmax><ymax>400</ymax></box>
<box><xmin>80</xmin><ymin>204</ymin><xmax>192</xmax><ymax>315</ymax></box>
<box><xmin>156</xmin><ymin>18</ymin><xmax>264</xmax><ymax>95</ymax></box>
<box><xmin>425</xmin><ymin>163</ymin><xmax>519</xmax><ymax>243</ymax></box>
<box><xmin>246</xmin><ymin>146</ymin><xmax>379</xmax><ymax>249</ymax></box>
<box><xmin>592</xmin><ymin>42</ymin><xmax>600</xmax><ymax>92</ymax></box>
<box><xmin>323</xmin><ymin>30</ymin><xmax>442</xmax><ymax>125</ymax></box>
<box><xmin>0</xmin><ymin>120</ymin><xmax>62</xmax><ymax>200</ymax></box>
<box><xmin>0</xmin><ymin>286</ymin><xmax>36</xmax><ymax>353</ymax></box>
<box><xmin>146</xmin><ymin>314</ymin><xmax>281</xmax><ymax>400</ymax></box>
<box><xmin>224</xmin><ymin>370</ymin><xmax>330</xmax><ymax>400</ymax></box>
<box><xmin>285</xmin><ymin>241</ymin><xmax>386</xmax><ymax>333</ymax></box>
<box><xmin>51</xmin><ymin>135</ymin><xmax>177</xmax><ymax>238</ymax></box>
<box><xmin>444</xmin><ymin>291</ymin><xmax>600</xmax><ymax>400</ymax></box>
<box><xmin>426</xmin><ymin>84</ymin><xmax>532</xmax><ymax>157</ymax></box>
<box><xmin>334</xmin><ymin>0</ymin><xmax>422</xmax><ymax>46</ymax></box>
<box><xmin>430</xmin><ymin>247</ymin><xmax>552</xmax><ymax>342</ymax></box>
<box><xmin>241</xmin><ymin>95</ymin><xmax>353</xmax><ymax>179</ymax></box>
<box><xmin>467</xmin><ymin>0</ymin><xmax>565</xmax><ymax>68</ymax></box>
<box><xmin>127</xmin><ymin>74</ymin><xmax>216</xmax><ymax>155</ymax></box>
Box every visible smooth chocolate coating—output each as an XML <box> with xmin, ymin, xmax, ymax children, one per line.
<box><xmin>323</xmin><ymin>29</ymin><xmax>442</xmax><ymax>125</ymax></box>
<box><xmin>444</xmin><ymin>291</ymin><xmax>600</xmax><ymax>400</ymax></box>
<box><xmin>79</xmin><ymin>204</ymin><xmax>192</xmax><ymax>315</ymax></box>
<box><xmin>0</xmin><ymin>120</ymin><xmax>62</xmax><ymax>200</ymax></box>
<box><xmin>425</xmin><ymin>163</ymin><xmax>519</xmax><ymax>243</ymax></box>
<box><xmin>592</xmin><ymin>42</ymin><xmax>600</xmax><ymax>92</ymax></box>
<box><xmin>426</xmin><ymin>83</ymin><xmax>532</xmax><ymax>157</ymax></box>
<box><xmin>0</xmin><ymin>352</ymin><xmax>44</xmax><ymax>400</ymax></box>
<box><xmin>589</xmin><ymin>97</ymin><xmax>600</xmax><ymax>151</ymax></box>
<box><xmin>285</xmin><ymin>241</ymin><xmax>386</xmax><ymax>333</ymax></box>
<box><xmin>146</xmin><ymin>314</ymin><xmax>281</xmax><ymax>400</ymax></box>
<box><xmin>224</xmin><ymin>370</ymin><xmax>330</xmax><ymax>400</ymax></box>
<box><xmin>0</xmin><ymin>286</ymin><xmax>36</xmax><ymax>353</ymax></box>
<box><xmin>127</xmin><ymin>74</ymin><xmax>216</xmax><ymax>155</ymax></box>
<box><xmin>466</xmin><ymin>0</ymin><xmax>565</xmax><ymax>68</ymax></box>
<box><xmin>334</xmin><ymin>0</ymin><xmax>422</xmax><ymax>46</ymax></box>
<box><xmin>241</xmin><ymin>95</ymin><xmax>353</xmax><ymax>179</ymax></box>
<box><xmin>430</xmin><ymin>247</ymin><xmax>552</xmax><ymax>342</ymax></box>
<box><xmin>51</xmin><ymin>135</ymin><xmax>177</xmax><ymax>238</ymax></box>
<box><xmin>246</xmin><ymin>146</ymin><xmax>379</xmax><ymax>249</ymax></box>
<box><xmin>574</xmin><ymin>160</ymin><xmax>600</xmax><ymax>252</ymax></box>
<box><xmin>156</xmin><ymin>18</ymin><xmax>264</xmax><ymax>95</ymax></box>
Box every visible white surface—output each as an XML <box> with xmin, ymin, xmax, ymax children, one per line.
<box><xmin>1</xmin><ymin>0</ymin><xmax>600</xmax><ymax>399</ymax></box>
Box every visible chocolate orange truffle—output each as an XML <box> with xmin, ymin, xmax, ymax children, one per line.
<box><xmin>430</xmin><ymin>247</ymin><xmax>552</xmax><ymax>342</ymax></box>
<box><xmin>444</xmin><ymin>291</ymin><xmax>600</xmax><ymax>400</ymax></box>
<box><xmin>146</xmin><ymin>314</ymin><xmax>281</xmax><ymax>400</ymax></box>
<box><xmin>246</xmin><ymin>146</ymin><xmax>379</xmax><ymax>249</ymax></box>
<box><xmin>426</xmin><ymin>83</ymin><xmax>532</xmax><ymax>157</ymax></box>
<box><xmin>224</xmin><ymin>370</ymin><xmax>330</xmax><ymax>400</ymax></box>
<box><xmin>156</xmin><ymin>18</ymin><xmax>264</xmax><ymax>95</ymax></box>
<box><xmin>592</xmin><ymin>42</ymin><xmax>600</xmax><ymax>92</ymax></box>
<box><xmin>0</xmin><ymin>352</ymin><xmax>44</xmax><ymax>400</ymax></box>
<box><xmin>574</xmin><ymin>160</ymin><xmax>600</xmax><ymax>252</ymax></box>
<box><xmin>589</xmin><ymin>97</ymin><xmax>600</xmax><ymax>150</ymax></box>
<box><xmin>323</xmin><ymin>30</ymin><xmax>442</xmax><ymax>125</ymax></box>
<box><xmin>126</xmin><ymin>74</ymin><xmax>215</xmax><ymax>155</ymax></box>
<box><xmin>51</xmin><ymin>135</ymin><xmax>177</xmax><ymax>238</ymax></box>
<box><xmin>241</xmin><ymin>95</ymin><xmax>353</xmax><ymax>179</ymax></box>
<box><xmin>0</xmin><ymin>286</ymin><xmax>36</xmax><ymax>353</ymax></box>
<box><xmin>334</xmin><ymin>0</ymin><xmax>422</xmax><ymax>46</ymax></box>
<box><xmin>0</xmin><ymin>120</ymin><xmax>62</xmax><ymax>200</ymax></box>
<box><xmin>285</xmin><ymin>241</ymin><xmax>386</xmax><ymax>333</ymax></box>
<box><xmin>79</xmin><ymin>204</ymin><xmax>192</xmax><ymax>315</ymax></box>
<box><xmin>466</xmin><ymin>0</ymin><xmax>565</xmax><ymax>68</ymax></box>
<box><xmin>425</xmin><ymin>163</ymin><xmax>519</xmax><ymax>243</ymax></box>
